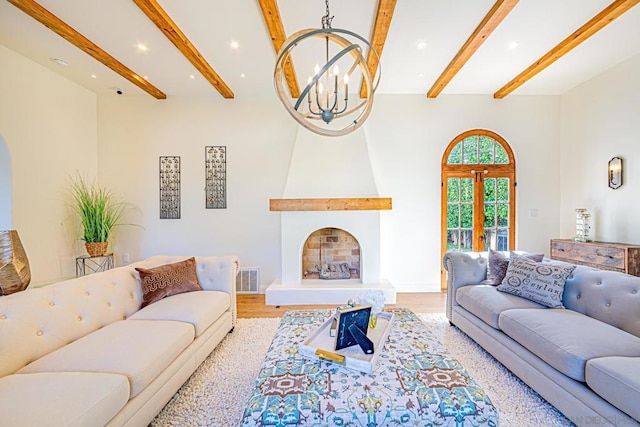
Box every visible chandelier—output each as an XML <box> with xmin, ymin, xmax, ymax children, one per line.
<box><xmin>274</xmin><ymin>0</ymin><xmax>380</xmax><ymax>137</ymax></box>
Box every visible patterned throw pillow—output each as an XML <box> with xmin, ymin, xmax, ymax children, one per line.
<box><xmin>497</xmin><ymin>257</ymin><xmax>576</xmax><ymax>308</ymax></box>
<box><xmin>480</xmin><ymin>249</ymin><xmax>544</xmax><ymax>286</ymax></box>
<box><xmin>136</xmin><ymin>257</ymin><xmax>202</xmax><ymax>308</ymax></box>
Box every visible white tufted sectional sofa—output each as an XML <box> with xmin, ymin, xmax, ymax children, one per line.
<box><xmin>0</xmin><ymin>255</ymin><xmax>238</xmax><ymax>427</ymax></box>
<box><xmin>444</xmin><ymin>251</ymin><xmax>640</xmax><ymax>427</ymax></box>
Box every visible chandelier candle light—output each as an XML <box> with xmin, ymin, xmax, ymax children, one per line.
<box><xmin>274</xmin><ymin>0</ymin><xmax>380</xmax><ymax>137</ymax></box>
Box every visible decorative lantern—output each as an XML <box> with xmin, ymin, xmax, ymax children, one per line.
<box><xmin>574</xmin><ymin>209</ymin><xmax>592</xmax><ymax>243</ymax></box>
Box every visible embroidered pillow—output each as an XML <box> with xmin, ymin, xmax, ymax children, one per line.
<box><xmin>481</xmin><ymin>249</ymin><xmax>544</xmax><ymax>286</ymax></box>
<box><xmin>497</xmin><ymin>257</ymin><xmax>576</xmax><ymax>308</ymax></box>
<box><xmin>136</xmin><ymin>257</ymin><xmax>202</xmax><ymax>308</ymax></box>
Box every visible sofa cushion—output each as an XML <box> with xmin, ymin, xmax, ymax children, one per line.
<box><xmin>562</xmin><ymin>265</ymin><xmax>640</xmax><ymax>338</ymax></box>
<box><xmin>0</xmin><ymin>372</ymin><xmax>129</xmax><ymax>427</ymax></box>
<box><xmin>456</xmin><ymin>285</ymin><xmax>545</xmax><ymax>329</ymax></box>
<box><xmin>136</xmin><ymin>257</ymin><xmax>202</xmax><ymax>307</ymax></box>
<box><xmin>586</xmin><ymin>357</ymin><xmax>640</xmax><ymax>421</ymax></box>
<box><xmin>0</xmin><ymin>268</ymin><xmax>142</xmax><ymax>378</ymax></box>
<box><xmin>480</xmin><ymin>249</ymin><xmax>544</xmax><ymax>286</ymax></box>
<box><xmin>497</xmin><ymin>257</ymin><xmax>575</xmax><ymax>308</ymax></box>
<box><xmin>18</xmin><ymin>320</ymin><xmax>194</xmax><ymax>398</ymax></box>
<box><xmin>128</xmin><ymin>290</ymin><xmax>230</xmax><ymax>337</ymax></box>
<box><xmin>499</xmin><ymin>309</ymin><xmax>640</xmax><ymax>381</ymax></box>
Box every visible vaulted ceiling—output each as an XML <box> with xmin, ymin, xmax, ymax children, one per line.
<box><xmin>1</xmin><ymin>0</ymin><xmax>639</xmax><ymax>100</ymax></box>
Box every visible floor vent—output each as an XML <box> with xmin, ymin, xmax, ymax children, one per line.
<box><xmin>236</xmin><ymin>267</ymin><xmax>260</xmax><ymax>294</ymax></box>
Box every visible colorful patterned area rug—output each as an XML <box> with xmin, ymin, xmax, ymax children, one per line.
<box><xmin>152</xmin><ymin>311</ymin><xmax>573</xmax><ymax>426</ymax></box>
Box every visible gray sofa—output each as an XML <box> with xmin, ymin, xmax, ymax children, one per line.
<box><xmin>443</xmin><ymin>251</ymin><xmax>640</xmax><ymax>427</ymax></box>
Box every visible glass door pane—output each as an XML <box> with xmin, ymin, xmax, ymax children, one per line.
<box><xmin>446</xmin><ymin>177</ymin><xmax>474</xmax><ymax>252</ymax></box>
<box><xmin>483</xmin><ymin>177</ymin><xmax>510</xmax><ymax>251</ymax></box>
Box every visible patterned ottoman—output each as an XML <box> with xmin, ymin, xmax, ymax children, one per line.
<box><xmin>239</xmin><ymin>308</ymin><xmax>498</xmax><ymax>426</ymax></box>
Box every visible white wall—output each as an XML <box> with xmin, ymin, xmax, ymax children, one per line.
<box><xmin>0</xmin><ymin>136</ymin><xmax>10</xmax><ymax>229</ymax></box>
<box><xmin>366</xmin><ymin>95</ymin><xmax>561</xmax><ymax>290</ymax></box>
<box><xmin>560</xmin><ymin>53</ymin><xmax>640</xmax><ymax>243</ymax></box>
<box><xmin>98</xmin><ymin>93</ymin><xmax>561</xmax><ymax>292</ymax></box>
<box><xmin>97</xmin><ymin>95</ymin><xmax>296</xmax><ymax>288</ymax></box>
<box><xmin>0</xmin><ymin>45</ymin><xmax>98</xmax><ymax>284</ymax></box>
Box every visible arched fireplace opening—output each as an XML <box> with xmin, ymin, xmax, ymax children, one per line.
<box><xmin>302</xmin><ymin>228</ymin><xmax>361</xmax><ymax>281</ymax></box>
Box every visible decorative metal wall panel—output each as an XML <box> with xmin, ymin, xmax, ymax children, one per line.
<box><xmin>159</xmin><ymin>156</ymin><xmax>181</xmax><ymax>219</ymax></box>
<box><xmin>205</xmin><ymin>146</ymin><xmax>227</xmax><ymax>209</ymax></box>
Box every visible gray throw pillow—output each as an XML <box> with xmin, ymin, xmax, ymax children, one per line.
<box><xmin>480</xmin><ymin>249</ymin><xmax>544</xmax><ymax>286</ymax></box>
<box><xmin>497</xmin><ymin>256</ymin><xmax>576</xmax><ymax>308</ymax></box>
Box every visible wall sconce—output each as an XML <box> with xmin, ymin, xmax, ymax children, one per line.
<box><xmin>608</xmin><ymin>157</ymin><xmax>623</xmax><ymax>190</ymax></box>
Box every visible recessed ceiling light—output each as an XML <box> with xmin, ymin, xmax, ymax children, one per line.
<box><xmin>50</xmin><ymin>57</ymin><xmax>69</xmax><ymax>67</ymax></box>
<box><xmin>508</xmin><ymin>40</ymin><xmax>519</xmax><ymax>50</ymax></box>
<box><xmin>240</xmin><ymin>73</ymin><xmax>245</xmax><ymax>78</ymax></box>
<box><xmin>143</xmin><ymin>75</ymin><xmax>148</xmax><ymax>80</ymax></box>
<box><xmin>190</xmin><ymin>74</ymin><xmax>195</xmax><ymax>80</ymax></box>
<box><xmin>416</xmin><ymin>40</ymin><xmax>427</xmax><ymax>50</ymax></box>
<box><xmin>91</xmin><ymin>74</ymin><xmax>97</xmax><ymax>79</ymax></box>
<box><xmin>417</xmin><ymin>72</ymin><xmax>423</xmax><ymax>78</ymax></box>
<box><xmin>230</xmin><ymin>40</ymin><xmax>239</xmax><ymax>50</ymax></box>
<box><xmin>137</xmin><ymin>43</ymin><xmax>148</xmax><ymax>52</ymax></box>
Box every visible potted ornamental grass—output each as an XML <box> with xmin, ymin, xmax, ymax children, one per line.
<box><xmin>69</xmin><ymin>175</ymin><xmax>127</xmax><ymax>257</ymax></box>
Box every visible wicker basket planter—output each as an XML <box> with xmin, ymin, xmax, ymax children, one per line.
<box><xmin>85</xmin><ymin>241</ymin><xmax>109</xmax><ymax>257</ymax></box>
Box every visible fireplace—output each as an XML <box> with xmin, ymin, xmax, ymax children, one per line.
<box><xmin>264</xmin><ymin>127</ymin><xmax>396</xmax><ymax>305</ymax></box>
<box><xmin>302</xmin><ymin>228</ymin><xmax>360</xmax><ymax>280</ymax></box>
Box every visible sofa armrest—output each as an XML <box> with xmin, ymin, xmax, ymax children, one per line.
<box><xmin>442</xmin><ymin>251</ymin><xmax>488</xmax><ymax>321</ymax></box>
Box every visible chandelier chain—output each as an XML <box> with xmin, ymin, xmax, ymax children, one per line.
<box><xmin>322</xmin><ymin>0</ymin><xmax>334</xmax><ymax>29</ymax></box>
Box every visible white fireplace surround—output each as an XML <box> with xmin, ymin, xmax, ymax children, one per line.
<box><xmin>265</xmin><ymin>126</ymin><xmax>396</xmax><ymax>305</ymax></box>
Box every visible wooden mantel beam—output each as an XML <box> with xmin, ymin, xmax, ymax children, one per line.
<box><xmin>270</xmin><ymin>198</ymin><xmax>392</xmax><ymax>211</ymax></box>
<box><xmin>7</xmin><ymin>0</ymin><xmax>167</xmax><ymax>99</ymax></box>
<box><xmin>427</xmin><ymin>0</ymin><xmax>519</xmax><ymax>98</ymax></box>
<box><xmin>133</xmin><ymin>0</ymin><xmax>234</xmax><ymax>99</ymax></box>
<box><xmin>494</xmin><ymin>0</ymin><xmax>640</xmax><ymax>99</ymax></box>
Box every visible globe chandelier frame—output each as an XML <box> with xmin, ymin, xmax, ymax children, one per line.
<box><xmin>274</xmin><ymin>0</ymin><xmax>381</xmax><ymax>137</ymax></box>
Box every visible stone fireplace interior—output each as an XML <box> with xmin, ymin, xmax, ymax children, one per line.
<box><xmin>302</xmin><ymin>228</ymin><xmax>360</xmax><ymax>281</ymax></box>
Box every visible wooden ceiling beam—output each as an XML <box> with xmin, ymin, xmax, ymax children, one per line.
<box><xmin>133</xmin><ymin>0</ymin><xmax>234</xmax><ymax>99</ymax></box>
<box><xmin>257</xmin><ymin>0</ymin><xmax>300</xmax><ymax>98</ymax></box>
<box><xmin>494</xmin><ymin>0</ymin><xmax>640</xmax><ymax>99</ymax></box>
<box><xmin>427</xmin><ymin>0</ymin><xmax>519</xmax><ymax>98</ymax></box>
<box><xmin>360</xmin><ymin>0</ymin><xmax>398</xmax><ymax>99</ymax></box>
<box><xmin>7</xmin><ymin>0</ymin><xmax>166</xmax><ymax>99</ymax></box>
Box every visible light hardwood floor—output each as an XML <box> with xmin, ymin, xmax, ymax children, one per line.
<box><xmin>237</xmin><ymin>292</ymin><xmax>447</xmax><ymax>318</ymax></box>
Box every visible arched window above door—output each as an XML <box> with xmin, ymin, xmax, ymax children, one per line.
<box><xmin>444</xmin><ymin>131</ymin><xmax>515</xmax><ymax>167</ymax></box>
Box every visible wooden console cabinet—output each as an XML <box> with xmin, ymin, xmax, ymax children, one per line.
<box><xmin>550</xmin><ymin>239</ymin><xmax>640</xmax><ymax>276</ymax></box>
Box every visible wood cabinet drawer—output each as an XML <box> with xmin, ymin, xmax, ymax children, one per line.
<box><xmin>551</xmin><ymin>240</ymin><xmax>625</xmax><ymax>270</ymax></box>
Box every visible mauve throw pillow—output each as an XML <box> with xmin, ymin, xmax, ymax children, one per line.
<box><xmin>497</xmin><ymin>256</ymin><xmax>576</xmax><ymax>308</ymax></box>
<box><xmin>480</xmin><ymin>249</ymin><xmax>544</xmax><ymax>286</ymax></box>
<box><xmin>136</xmin><ymin>257</ymin><xmax>202</xmax><ymax>308</ymax></box>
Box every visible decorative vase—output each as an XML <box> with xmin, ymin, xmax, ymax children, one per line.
<box><xmin>85</xmin><ymin>241</ymin><xmax>108</xmax><ymax>257</ymax></box>
<box><xmin>0</xmin><ymin>230</ymin><xmax>31</xmax><ymax>295</ymax></box>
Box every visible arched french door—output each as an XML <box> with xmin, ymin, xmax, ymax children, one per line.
<box><xmin>441</xmin><ymin>129</ymin><xmax>516</xmax><ymax>288</ymax></box>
